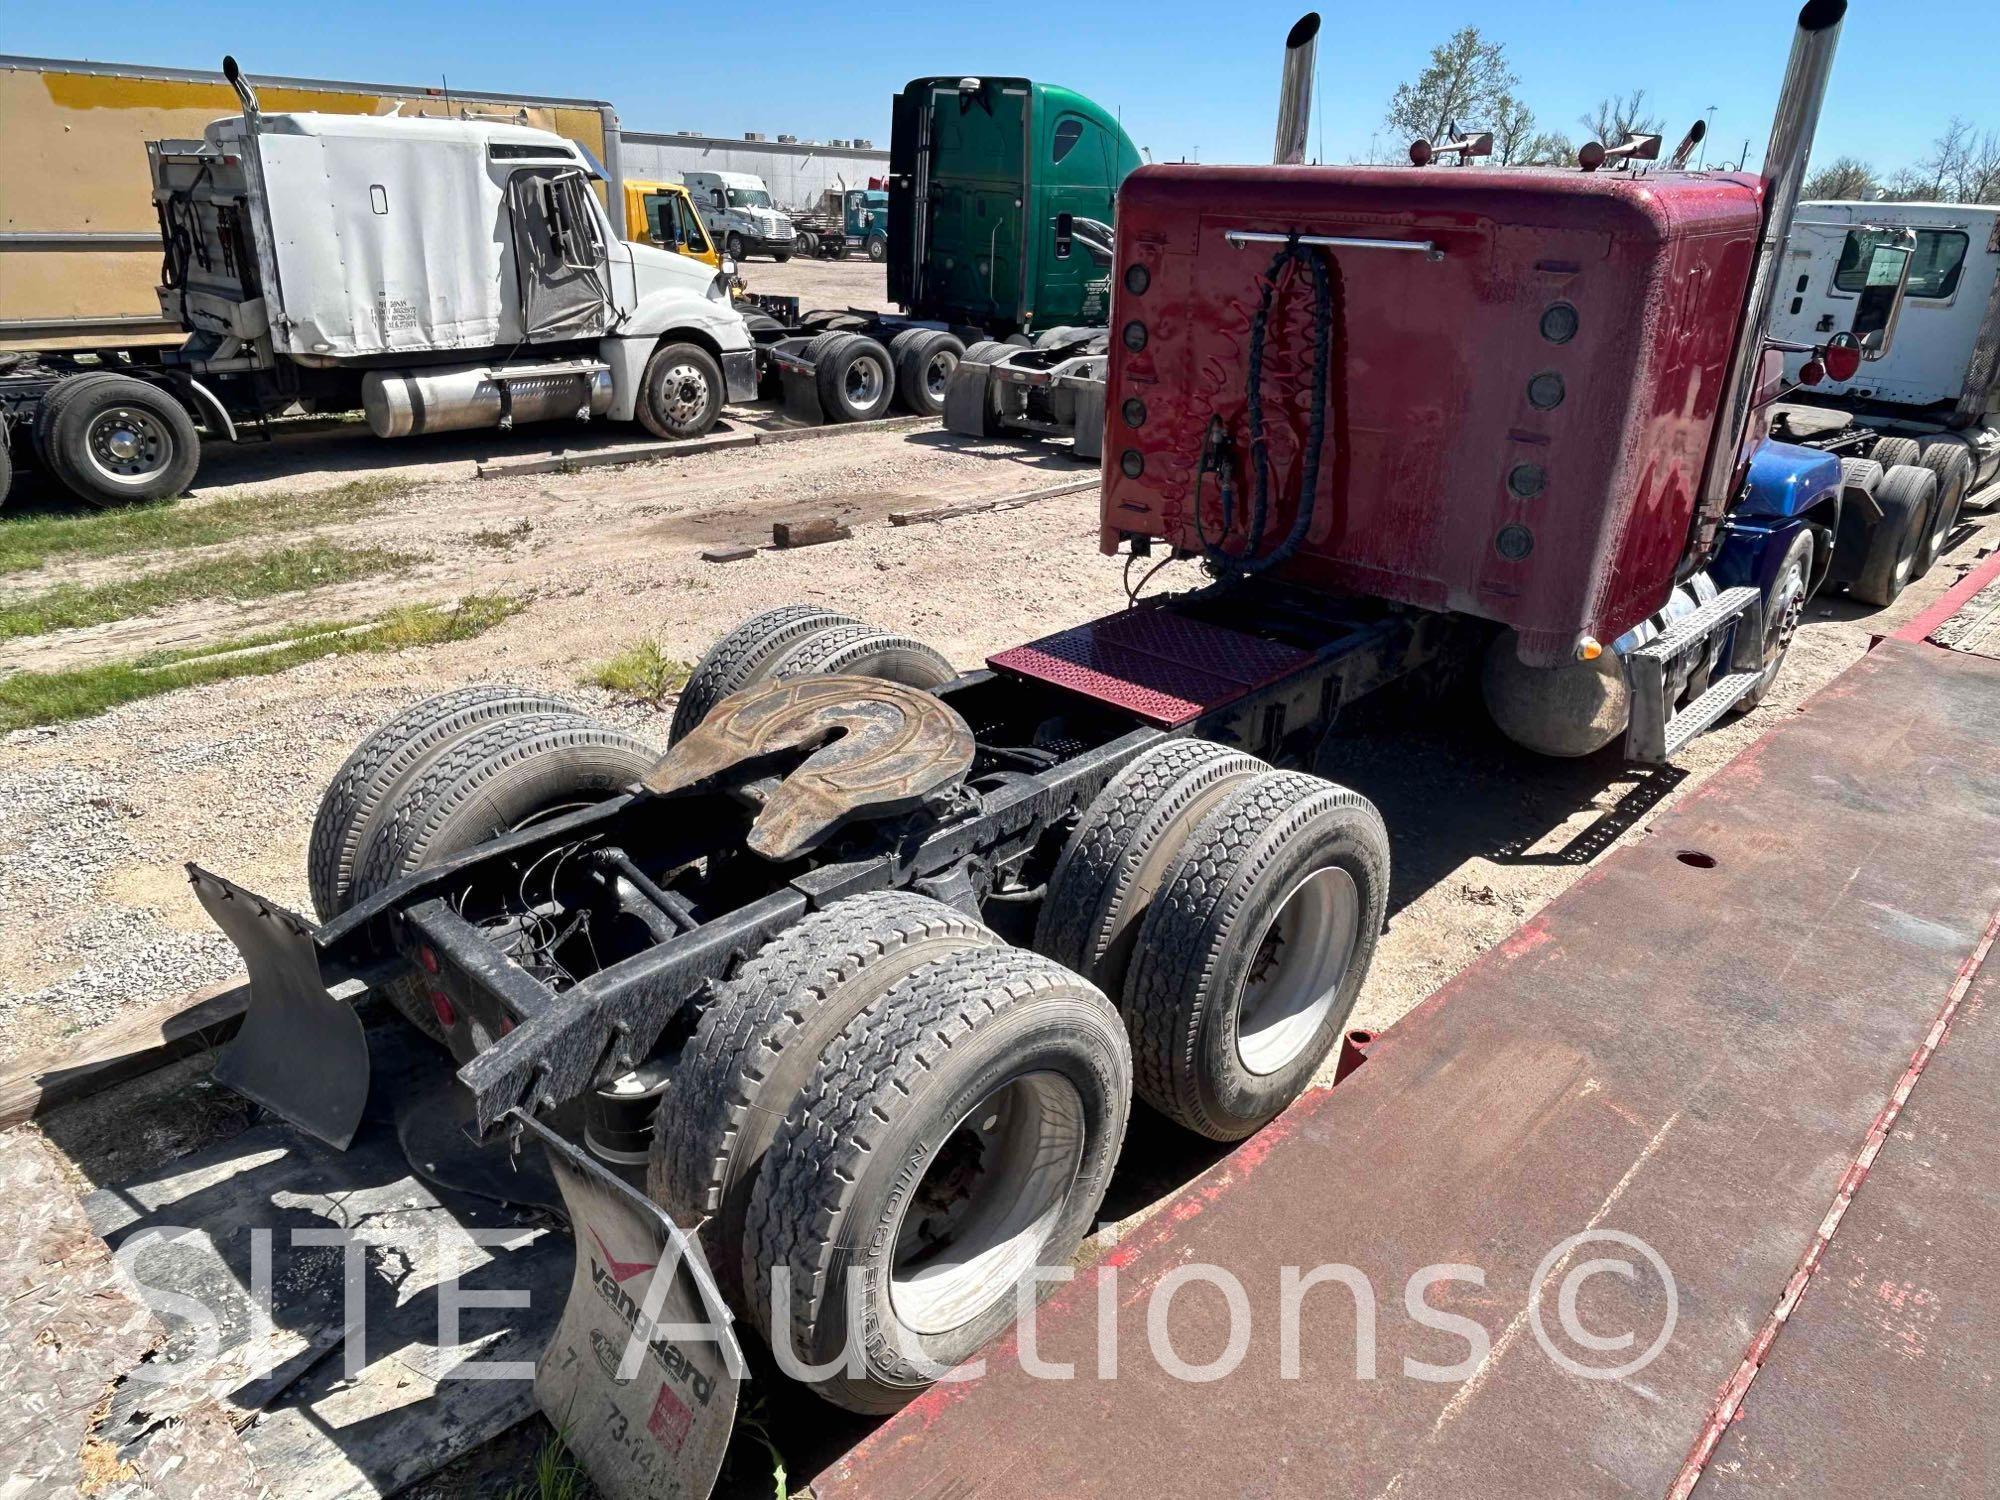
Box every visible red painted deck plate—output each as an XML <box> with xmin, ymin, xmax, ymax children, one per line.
<box><xmin>989</xmin><ymin>609</ymin><xmax>1312</xmax><ymax>727</ymax></box>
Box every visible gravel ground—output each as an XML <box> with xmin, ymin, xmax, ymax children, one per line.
<box><xmin>1</xmin><ymin>254</ymin><xmax>1992</xmax><ymax>1064</ymax></box>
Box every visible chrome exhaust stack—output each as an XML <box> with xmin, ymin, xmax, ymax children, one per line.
<box><xmin>1274</xmin><ymin>12</ymin><xmax>1320</xmax><ymax>165</ymax></box>
<box><xmin>1692</xmin><ymin>0</ymin><xmax>1847</xmax><ymax>558</ymax></box>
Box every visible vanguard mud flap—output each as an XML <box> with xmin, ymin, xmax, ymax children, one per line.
<box><xmin>523</xmin><ymin>1111</ymin><xmax>742</xmax><ymax>1498</ymax></box>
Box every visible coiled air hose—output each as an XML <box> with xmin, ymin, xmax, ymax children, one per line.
<box><xmin>1194</xmin><ymin>238</ymin><xmax>1339</xmax><ymax>575</ymax></box>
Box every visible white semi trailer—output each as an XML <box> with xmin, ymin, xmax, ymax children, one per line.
<box><xmin>0</xmin><ymin>60</ymin><xmax>754</xmax><ymax>508</ymax></box>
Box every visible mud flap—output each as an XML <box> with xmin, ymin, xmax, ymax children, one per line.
<box><xmin>1071</xmin><ymin>378</ymin><xmax>1106</xmax><ymax>463</ymax></box>
<box><xmin>192</xmin><ymin>864</ymin><xmax>371</xmax><ymax>1150</ymax></box>
<box><xmin>942</xmin><ymin>357</ymin><xmax>999</xmax><ymax>438</ymax></box>
<box><xmin>522</xmin><ymin>1111</ymin><xmax>742</xmax><ymax>1499</ymax></box>
<box><xmin>779</xmin><ymin>362</ymin><xmax>826</xmax><ymax>424</ymax></box>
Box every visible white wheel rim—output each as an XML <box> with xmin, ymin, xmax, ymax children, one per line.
<box><xmin>888</xmin><ymin>1071</ymin><xmax>1085</xmax><ymax>1336</ymax></box>
<box><xmin>659</xmin><ymin>363</ymin><xmax>710</xmax><ymax>426</ymax></box>
<box><xmin>845</xmin><ymin>356</ymin><xmax>883</xmax><ymax>409</ymax></box>
<box><xmin>83</xmin><ymin>405</ymin><xmax>172</xmax><ymax>484</ymax></box>
<box><xmin>1235</xmin><ymin>865</ymin><xmax>1360</xmax><ymax>1075</ymax></box>
<box><xmin>924</xmin><ymin>350</ymin><xmax>958</xmax><ymax>400</ymax></box>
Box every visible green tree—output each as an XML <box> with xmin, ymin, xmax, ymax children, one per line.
<box><xmin>1384</xmin><ymin>27</ymin><xmax>1519</xmax><ymax>148</ymax></box>
<box><xmin>1493</xmin><ymin>98</ymin><xmax>1574</xmax><ymax>168</ymax></box>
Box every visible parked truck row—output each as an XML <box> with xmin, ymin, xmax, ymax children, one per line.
<box><xmin>0</xmin><ymin>54</ymin><xmax>1144</xmax><ymax>505</ymax></box>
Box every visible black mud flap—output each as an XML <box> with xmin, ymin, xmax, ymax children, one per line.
<box><xmin>191</xmin><ymin>864</ymin><xmax>371</xmax><ymax>1150</ymax></box>
<box><xmin>522</xmin><ymin>1111</ymin><xmax>742</xmax><ymax>1499</ymax></box>
<box><xmin>779</xmin><ymin>361</ymin><xmax>826</xmax><ymax>424</ymax></box>
<box><xmin>942</xmin><ymin>357</ymin><xmax>998</xmax><ymax>438</ymax></box>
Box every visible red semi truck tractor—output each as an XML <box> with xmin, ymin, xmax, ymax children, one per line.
<box><xmin>181</xmin><ymin>5</ymin><xmax>1879</xmax><ymax>1496</ymax></box>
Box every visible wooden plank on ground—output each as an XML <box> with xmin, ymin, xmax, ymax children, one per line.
<box><xmin>0</xmin><ymin>977</ymin><xmax>249</xmax><ymax>1131</ymax></box>
<box><xmin>772</xmin><ymin>517</ymin><xmax>851</xmax><ymax>548</ymax></box>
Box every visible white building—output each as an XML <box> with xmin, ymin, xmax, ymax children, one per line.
<box><xmin>619</xmin><ymin>130</ymin><xmax>890</xmax><ymax>215</ymax></box>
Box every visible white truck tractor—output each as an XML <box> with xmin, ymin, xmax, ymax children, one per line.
<box><xmin>2</xmin><ymin>59</ymin><xmax>754</xmax><ymax>508</ymax></box>
<box><xmin>683</xmin><ymin>170</ymin><xmax>797</xmax><ymax>263</ymax></box>
<box><xmin>1767</xmin><ymin>200</ymin><xmax>2000</xmax><ymax>588</ymax></box>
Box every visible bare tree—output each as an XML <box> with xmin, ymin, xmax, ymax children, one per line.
<box><xmin>1901</xmin><ymin>118</ymin><xmax>2000</xmax><ymax>203</ymax></box>
<box><xmin>1956</xmin><ymin>127</ymin><xmax>2000</xmax><ymax>203</ymax></box>
<box><xmin>1914</xmin><ymin>117</ymin><xmax>1974</xmax><ymax>199</ymax></box>
<box><xmin>1579</xmin><ymin>90</ymin><xmax>1664</xmax><ymax>147</ymax></box>
<box><xmin>1880</xmin><ymin>166</ymin><xmax>1937</xmax><ymax>203</ymax></box>
<box><xmin>1801</xmin><ymin>155</ymin><xmax>1879</xmax><ymax>200</ymax></box>
<box><xmin>1491</xmin><ymin>96</ymin><xmax>1536</xmax><ymax>165</ymax></box>
<box><xmin>1384</xmin><ymin>28</ymin><xmax>1519</xmax><ymax>147</ymax></box>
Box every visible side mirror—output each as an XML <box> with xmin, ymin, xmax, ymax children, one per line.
<box><xmin>1054</xmin><ymin>211</ymin><xmax>1074</xmax><ymax>261</ymax></box>
<box><xmin>720</xmin><ymin>257</ymin><xmax>737</xmax><ymax>278</ymax></box>
<box><xmin>1850</xmin><ymin>234</ymin><xmax>1915</xmax><ymax>358</ymax></box>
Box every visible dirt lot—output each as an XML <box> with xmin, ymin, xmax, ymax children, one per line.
<box><xmin>1</xmin><ymin>252</ymin><xmax>1994</xmax><ymax>1072</ymax></box>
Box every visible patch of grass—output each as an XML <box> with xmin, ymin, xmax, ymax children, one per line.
<box><xmin>586</xmin><ymin>638</ymin><xmax>691</xmax><ymax>707</ymax></box>
<box><xmin>501</xmin><ymin>1431</ymin><xmax>591</xmax><ymax>1500</ymax></box>
<box><xmin>470</xmin><ymin>517</ymin><xmax>536</xmax><ymax>549</ymax></box>
<box><xmin>0</xmin><ymin>475</ymin><xmax>416</xmax><ymax>576</ymax></box>
<box><xmin>0</xmin><ymin>540</ymin><xmax>421</xmax><ymax>642</ymax></box>
<box><xmin>0</xmin><ymin>593</ymin><xmax>521</xmax><ymax>732</ymax></box>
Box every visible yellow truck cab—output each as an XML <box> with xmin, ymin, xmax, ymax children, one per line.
<box><xmin>623</xmin><ymin>179</ymin><xmax>719</xmax><ymax>269</ymax></box>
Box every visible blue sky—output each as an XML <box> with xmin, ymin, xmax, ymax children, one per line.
<box><xmin>11</xmin><ymin>2</ymin><xmax>1995</xmax><ymax>175</ymax></box>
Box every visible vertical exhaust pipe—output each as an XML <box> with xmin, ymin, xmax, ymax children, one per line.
<box><xmin>1692</xmin><ymin>0</ymin><xmax>1846</xmax><ymax>558</ymax></box>
<box><xmin>221</xmin><ymin>54</ymin><xmax>261</xmax><ymax>121</ymax></box>
<box><xmin>1274</xmin><ymin>13</ymin><xmax>1320</xmax><ymax>165</ymax></box>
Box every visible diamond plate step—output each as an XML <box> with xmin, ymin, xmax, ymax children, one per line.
<box><xmin>1625</xmin><ymin>586</ymin><xmax>1766</xmax><ymax>763</ymax></box>
<box><xmin>1628</xmin><ymin>586</ymin><xmax>1762</xmax><ymax>666</ymax></box>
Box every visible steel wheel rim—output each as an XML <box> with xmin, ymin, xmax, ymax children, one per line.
<box><xmin>83</xmin><ymin>405</ymin><xmax>171</xmax><ymax>484</ymax></box>
<box><xmin>923</xmin><ymin>350</ymin><xmax>958</xmax><ymax>401</ymax></box>
<box><xmin>660</xmin><ymin>364</ymin><xmax>710</xmax><ymax>426</ymax></box>
<box><xmin>888</xmin><ymin>1071</ymin><xmax>1085</xmax><ymax>1336</ymax></box>
<box><xmin>1236</xmin><ymin>865</ymin><xmax>1360</xmax><ymax>1076</ymax></box>
<box><xmin>1764</xmin><ymin>554</ymin><xmax>1808</xmax><ymax>671</ymax></box>
<box><xmin>844</xmin><ymin>356</ymin><xmax>883</xmax><ymax>409</ymax></box>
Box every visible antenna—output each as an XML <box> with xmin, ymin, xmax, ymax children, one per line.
<box><xmin>443</xmin><ymin>73</ymin><xmax>454</xmax><ymax>116</ymax></box>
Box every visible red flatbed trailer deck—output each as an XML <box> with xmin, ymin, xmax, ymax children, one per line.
<box><xmin>816</xmin><ymin>633</ymin><xmax>2000</xmax><ymax>1499</ymax></box>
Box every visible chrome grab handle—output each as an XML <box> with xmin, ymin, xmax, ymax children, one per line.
<box><xmin>1224</xmin><ymin>229</ymin><xmax>1443</xmax><ymax>261</ymax></box>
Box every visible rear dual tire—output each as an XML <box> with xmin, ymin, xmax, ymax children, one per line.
<box><xmin>669</xmin><ymin>604</ymin><xmax>955</xmax><ymax>743</ymax></box>
<box><xmin>814</xmin><ymin>333</ymin><xmax>897</xmax><ymax>422</ymax></box>
<box><xmin>651</xmin><ymin>892</ymin><xmax>1005</xmax><ymax>1309</ymax></box>
<box><xmin>1041</xmin><ymin>741</ymin><xmax>1390</xmax><ymax>1141</ymax></box>
<box><xmin>308</xmin><ymin>688</ymin><xmax>657</xmax><ymax>1042</ymax></box>
<box><xmin>743</xmin><ymin>944</ymin><xmax>1130</xmax><ymax>1413</ymax></box>
<box><xmin>1851</xmin><ymin>463</ymin><xmax>1936</xmax><ymax>607</ymax></box>
<box><xmin>1913</xmin><ymin>440</ymin><xmax>1973</xmax><ymax>576</ymax></box>
<box><xmin>1123</xmin><ymin>770</ymin><xmax>1389</xmax><ymax>1140</ymax></box>
<box><xmin>888</xmin><ymin>328</ymin><xmax>967</xmax><ymax>417</ymax></box>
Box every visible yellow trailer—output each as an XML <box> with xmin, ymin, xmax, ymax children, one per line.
<box><xmin>0</xmin><ymin>55</ymin><xmax>625</xmax><ymax>351</ymax></box>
